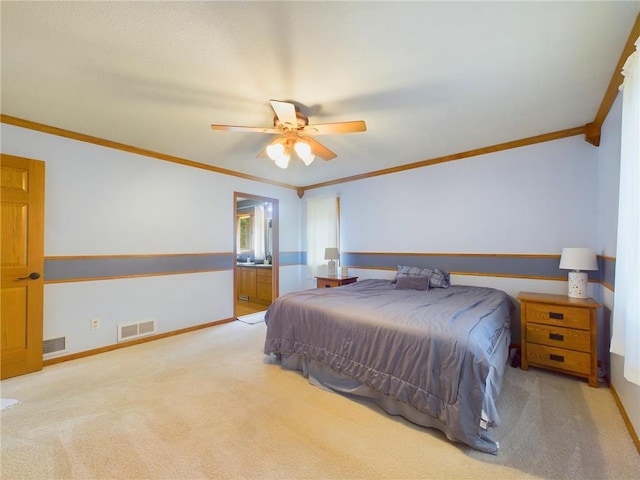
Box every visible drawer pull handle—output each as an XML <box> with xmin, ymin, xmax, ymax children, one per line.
<box><xmin>549</xmin><ymin>312</ymin><xmax>564</xmax><ymax>320</ymax></box>
<box><xmin>549</xmin><ymin>354</ymin><xmax>565</xmax><ymax>363</ymax></box>
<box><xmin>549</xmin><ymin>333</ymin><xmax>564</xmax><ymax>341</ymax></box>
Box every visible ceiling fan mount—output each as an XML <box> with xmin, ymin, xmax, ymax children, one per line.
<box><xmin>211</xmin><ymin>100</ymin><xmax>366</xmax><ymax>168</ymax></box>
<box><xmin>272</xmin><ymin>109</ymin><xmax>309</xmax><ymax>132</ymax></box>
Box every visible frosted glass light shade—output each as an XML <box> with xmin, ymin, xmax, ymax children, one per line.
<box><xmin>274</xmin><ymin>153</ymin><xmax>290</xmax><ymax>169</ymax></box>
<box><xmin>300</xmin><ymin>152</ymin><xmax>315</xmax><ymax>166</ymax></box>
<box><xmin>294</xmin><ymin>141</ymin><xmax>315</xmax><ymax>165</ymax></box>
<box><xmin>266</xmin><ymin>138</ymin><xmax>315</xmax><ymax>167</ymax></box>
<box><xmin>266</xmin><ymin>141</ymin><xmax>285</xmax><ymax>160</ymax></box>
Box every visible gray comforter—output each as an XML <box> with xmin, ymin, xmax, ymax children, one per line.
<box><xmin>264</xmin><ymin>279</ymin><xmax>512</xmax><ymax>453</ymax></box>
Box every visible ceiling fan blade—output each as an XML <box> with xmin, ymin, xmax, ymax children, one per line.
<box><xmin>211</xmin><ymin>124</ymin><xmax>278</xmax><ymax>134</ymax></box>
<box><xmin>301</xmin><ymin>120</ymin><xmax>366</xmax><ymax>135</ymax></box>
<box><xmin>305</xmin><ymin>137</ymin><xmax>337</xmax><ymax>161</ymax></box>
<box><xmin>269</xmin><ymin>100</ymin><xmax>298</xmax><ymax>128</ymax></box>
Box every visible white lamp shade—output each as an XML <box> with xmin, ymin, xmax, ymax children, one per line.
<box><xmin>324</xmin><ymin>247</ymin><xmax>339</xmax><ymax>260</ymax></box>
<box><xmin>559</xmin><ymin>248</ymin><xmax>598</xmax><ymax>271</ymax></box>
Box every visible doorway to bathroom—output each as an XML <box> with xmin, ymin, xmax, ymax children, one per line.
<box><xmin>234</xmin><ymin>192</ymin><xmax>279</xmax><ymax>319</ymax></box>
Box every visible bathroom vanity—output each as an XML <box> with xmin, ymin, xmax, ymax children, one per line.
<box><xmin>237</xmin><ymin>264</ymin><xmax>272</xmax><ymax>306</ymax></box>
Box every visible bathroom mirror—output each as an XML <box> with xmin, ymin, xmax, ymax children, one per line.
<box><xmin>236</xmin><ymin>197</ymin><xmax>273</xmax><ymax>262</ymax></box>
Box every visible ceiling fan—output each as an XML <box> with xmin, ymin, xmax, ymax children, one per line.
<box><xmin>211</xmin><ymin>100</ymin><xmax>366</xmax><ymax>169</ymax></box>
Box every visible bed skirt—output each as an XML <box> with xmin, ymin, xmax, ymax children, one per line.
<box><xmin>275</xmin><ymin>324</ymin><xmax>510</xmax><ymax>454</ymax></box>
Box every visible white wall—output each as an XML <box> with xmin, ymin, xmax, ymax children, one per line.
<box><xmin>306</xmin><ymin>135</ymin><xmax>598</xmax><ymax>267</ymax></box>
<box><xmin>1</xmin><ymin>123</ymin><xmax>303</xmax><ymax>355</ymax></box>
<box><xmin>303</xmin><ymin>135</ymin><xmax>599</xmax><ymax>343</ymax></box>
<box><xmin>335</xmin><ymin>135</ymin><xmax>598</xmax><ymax>254</ymax></box>
<box><xmin>597</xmin><ymin>93</ymin><xmax>640</xmax><ymax>437</ymax></box>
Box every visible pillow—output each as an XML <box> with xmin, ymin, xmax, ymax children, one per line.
<box><xmin>394</xmin><ymin>275</ymin><xmax>430</xmax><ymax>291</ymax></box>
<box><xmin>393</xmin><ymin>265</ymin><xmax>450</xmax><ymax>288</ymax></box>
<box><xmin>393</xmin><ymin>265</ymin><xmax>432</xmax><ymax>281</ymax></box>
<box><xmin>428</xmin><ymin>269</ymin><xmax>451</xmax><ymax>288</ymax></box>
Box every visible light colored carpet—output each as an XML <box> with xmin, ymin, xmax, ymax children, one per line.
<box><xmin>1</xmin><ymin>321</ymin><xmax>638</xmax><ymax>479</ymax></box>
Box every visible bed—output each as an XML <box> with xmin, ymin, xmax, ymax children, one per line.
<box><xmin>263</xmin><ymin>272</ymin><xmax>513</xmax><ymax>454</ymax></box>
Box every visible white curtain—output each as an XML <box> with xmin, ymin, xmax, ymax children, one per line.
<box><xmin>306</xmin><ymin>195</ymin><xmax>338</xmax><ymax>277</ymax></box>
<box><xmin>610</xmin><ymin>36</ymin><xmax>640</xmax><ymax>386</ymax></box>
<box><xmin>253</xmin><ymin>204</ymin><xmax>265</xmax><ymax>260</ymax></box>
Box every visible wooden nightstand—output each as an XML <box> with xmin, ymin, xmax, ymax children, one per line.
<box><xmin>315</xmin><ymin>275</ymin><xmax>358</xmax><ymax>288</ymax></box>
<box><xmin>518</xmin><ymin>291</ymin><xmax>600</xmax><ymax>387</ymax></box>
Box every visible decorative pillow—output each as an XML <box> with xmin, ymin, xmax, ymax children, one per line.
<box><xmin>395</xmin><ymin>275</ymin><xmax>430</xmax><ymax>291</ymax></box>
<box><xmin>428</xmin><ymin>268</ymin><xmax>451</xmax><ymax>288</ymax></box>
<box><xmin>393</xmin><ymin>265</ymin><xmax>432</xmax><ymax>281</ymax></box>
<box><xmin>393</xmin><ymin>265</ymin><xmax>450</xmax><ymax>288</ymax></box>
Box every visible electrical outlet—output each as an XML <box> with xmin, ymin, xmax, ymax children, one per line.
<box><xmin>91</xmin><ymin>318</ymin><xmax>100</xmax><ymax>330</ymax></box>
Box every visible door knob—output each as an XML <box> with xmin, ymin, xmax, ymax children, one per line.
<box><xmin>18</xmin><ymin>272</ymin><xmax>41</xmax><ymax>280</ymax></box>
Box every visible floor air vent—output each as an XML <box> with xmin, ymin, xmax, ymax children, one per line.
<box><xmin>43</xmin><ymin>336</ymin><xmax>67</xmax><ymax>357</ymax></box>
<box><xmin>118</xmin><ymin>319</ymin><xmax>156</xmax><ymax>342</ymax></box>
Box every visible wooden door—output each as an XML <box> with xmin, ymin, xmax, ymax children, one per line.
<box><xmin>1</xmin><ymin>154</ymin><xmax>45</xmax><ymax>379</ymax></box>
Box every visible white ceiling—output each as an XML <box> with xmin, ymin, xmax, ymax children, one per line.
<box><xmin>1</xmin><ymin>1</ymin><xmax>638</xmax><ymax>187</ymax></box>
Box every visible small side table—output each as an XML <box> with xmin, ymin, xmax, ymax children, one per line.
<box><xmin>518</xmin><ymin>291</ymin><xmax>600</xmax><ymax>387</ymax></box>
<box><xmin>315</xmin><ymin>275</ymin><xmax>358</xmax><ymax>288</ymax></box>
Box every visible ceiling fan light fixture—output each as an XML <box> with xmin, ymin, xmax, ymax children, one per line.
<box><xmin>212</xmin><ymin>100</ymin><xmax>365</xmax><ymax>168</ymax></box>
<box><xmin>300</xmin><ymin>153</ymin><xmax>315</xmax><ymax>166</ymax></box>
<box><xmin>274</xmin><ymin>151</ymin><xmax>290</xmax><ymax>169</ymax></box>
<box><xmin>294</xmin><ymin>140</ymin><xmax>311</xmax><ymax>158</ymax></box>
<box><xmin>294</xmin><ymin>140</ymin><xmax>315</xmax><ymax>166</ymax></box>
<box><xmin>266</xmin><ymin>139</ymin><xmax>285</xmax><ymax>161</ymax></box>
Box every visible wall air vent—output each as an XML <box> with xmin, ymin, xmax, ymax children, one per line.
<box><xmin>43</xmin><ymin>336</ymin><xmax>67</xmax><ymax>357</ymax></box>
<box><xmin>118</xmin><ymin>319</ymin><xmax>156</xmax><ymax>342</ymax></box>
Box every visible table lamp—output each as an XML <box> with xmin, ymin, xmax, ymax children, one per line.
<box><xmin>559</xmin><ymin>247</ymin><xmax>598</xmax><ymax>298</ymax></box>
<box><xmin>324</xmin><ymin>248</ymin><xmax>339</xmax><ymax>276</ymax></box>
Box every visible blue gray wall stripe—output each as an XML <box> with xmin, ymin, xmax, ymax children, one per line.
<box><xmin>44</xmin><ymin>252</ymin><xmax>308</xmax><ymax>282</ymax></box>
<box><xmin>279</xmin><ymin>251</ymin><xmax>306</xmax><ymax>266</ymax></box>
<box><xmin>341</xmin><ymin>252</ymin><xmax>609</xmax><ymax>283</ymax></box>
<box><xmin>43</xmin><ymin>252</ymin><xmax>612</xmax><ymax>285</ymax></box>
<box><xmin>601</xmin><ymin>257</ymin><xmax>615</xmax><ymax>287</ymax></box>
<box><xmin>44</xmin><ymin>254</ymin><xmax>234</xmax><ymax>282</ymax></box>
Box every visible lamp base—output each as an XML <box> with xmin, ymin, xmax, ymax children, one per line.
<box><xmin>567</xmin><ymin>271</ymin><xmax>588</xmax><ymax>298</ymax></box>
<box><xmin>327</xmin><ymin>260</ymin><xmax>336</xmax><ymax>276</ymax></box>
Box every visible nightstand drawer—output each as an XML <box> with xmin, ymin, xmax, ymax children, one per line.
<box><xmin>526</xmin><ymin>324</ymin><xmax>590</xmax><ymax>353</ymax></box>
<box><xmin>527</xmin><ymin>343</ymin><xmax>591</xmax><ymax>375</ymax></box>
<box><xmin>317</xmin><ymin>278</ymin><xmax>340</xmax><ymax>288</ymax></box>
<box><xmin>525</xmin><ymin>303</ymin><xmax>590</xmax><ymax>330</ymax></box>
<box><xmin>315</xmin><ymin>276</ymin><xmax>358</xmax><ymax>288</ymax></box>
